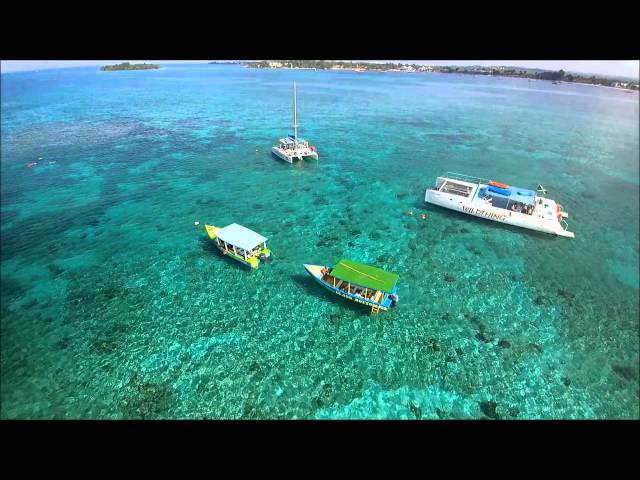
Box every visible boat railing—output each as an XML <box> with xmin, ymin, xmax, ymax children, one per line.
<box><xmin>443</xmin><ymin>172</ymin><xmax>493</xmax><ymax>185</ymax></box>
<box><xmin>561</xmin><ymin>219</ymin><xmax>570</xmax><ymax>231</ymax></box>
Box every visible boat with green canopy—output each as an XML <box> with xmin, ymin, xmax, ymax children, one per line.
<box><xmin>303</xmin><ymin>259</ymin><xmax>399</xmax><ymax>314</ymax></box>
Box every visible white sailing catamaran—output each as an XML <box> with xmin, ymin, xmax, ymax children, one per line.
<box><xmin>272</xmin><ymin>81</ymin><xmax>318</xmax><ymax>163</ymax></box>
<box><xmin>425</xmin><ymin>172</ymin><xmax>575</xmax><ymax>238</ymax></box>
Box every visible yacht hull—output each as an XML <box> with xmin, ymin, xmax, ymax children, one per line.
<box><xmin>272</xmin><ymin>147</ymin><xmax>318</xmax><ymax>164</ymax></box>
<box><xmin>425</xmin><ymin>189</ymin><xmax>575</xmax><ymax>238</ymax></box>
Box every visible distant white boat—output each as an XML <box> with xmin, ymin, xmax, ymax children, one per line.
<box><xmin>272</xmin><ymin>81</ymin><xmax>318</xmax><ymax>163</ymax></box>
<box><xmin>425</xmin><ymin>172</ymin><xmax>575</xmax><ymax>238</ymax></box>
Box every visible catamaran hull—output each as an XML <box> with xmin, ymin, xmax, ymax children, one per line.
<box><xmin>271</xmin><ymin>147</ymin><xmax>318</xmax><ymax>164</ymax></box>
<box><xmin>303</xmin><ymin>264</ymin><xmax>390</xmax><ymax>311</ymax></box>
<box><xmin>425</xmin><ymin>190</ymin><xmax>575</xmax><ymax>238</ymax></box>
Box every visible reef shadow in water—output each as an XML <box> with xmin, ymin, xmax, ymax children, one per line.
<box><xmin>120</xmin><ymin>373</ymin><xmax>175</xmax><ymax>419</ymax></box>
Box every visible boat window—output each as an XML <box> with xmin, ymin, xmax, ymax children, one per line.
<box><xmin>440</xmin><ymin>181</ymin><xmax>473</xmax><ymax>197</ymax></box>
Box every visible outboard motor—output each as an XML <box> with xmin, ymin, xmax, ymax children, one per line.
<box><xmin>389</xmin><ymin>293</ymin><xmax>399</xmax><ymax>306</ymax></box>
<box><xmin>260</xmin><ymin>253</ymin><xmax>269</xmax><ymax>263</ymax></box>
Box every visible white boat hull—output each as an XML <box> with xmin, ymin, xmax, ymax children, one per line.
<box><xmin>272</xmin><ymin>146</ymin><xmax>318</xmax><ymax>164</ymax></box>
<box><xmin>425</xmin><ymin>188</ymin><xmax>575</xmax><ymax>238</ymax></box>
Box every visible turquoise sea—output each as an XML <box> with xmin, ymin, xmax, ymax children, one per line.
<box><xmin>1</xmin><ymin>64</ymin><xmax>638</xmax><ymax>419</ymax></box>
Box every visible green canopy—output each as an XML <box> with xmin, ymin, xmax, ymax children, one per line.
<box><xmin>331</xmin><ymin>259</ymin><xmax>399</xmax><ymax>293</ymax></box>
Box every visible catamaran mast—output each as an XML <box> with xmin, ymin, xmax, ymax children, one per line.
<box><xmin>293</xmin><ymin>81</ymin><xmax>298</xmax><ymax>146</ymax></box>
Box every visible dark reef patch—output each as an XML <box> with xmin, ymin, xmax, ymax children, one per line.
<box><xmin>377</xmin><ymin>253</ymin><xmax>390</xmax><ymax>263</ymax></box>
<box><xmin>122</xmin><ymin>373</ymin><xmax>175</xmax><ymax>418</ymax></box>
<box><xmin>23</xmin><ymin>298</ymin><xmax>39</xmax><ymax>310</ymax></box>
<box><xmin>248</xmin><ymin>361</ymin><xmax>261</xmax><ymax>373</ymax></box>
<box><xmin>476</xmin><ymin>330</ymin><xmax>494</xmax><ymax>343</ymax></box>
<box><xmin>425</xmin><ymin>337</ymin><xmax>440</xmax><ymax>352</ymax></box>
<box><xmin>612</xmin><ymin>365</ymin><xmax>637</xmax><ymax>382</ymax></box>
<box><xmin>557</xmin><ymin>288</ymin><xmax>576</xmax><ymax>301</ymax></box>
<box><xmin>316</xmin><ymin>234</ymin><xmax>340</xmax><ymax>248</ymax></box>
<box><xmin>533</xmin><ymin>295</ymin><xmax>549</xmax><ymax>306</ymax></box>
<box><xmin>102</xmin><ymin>285</ymin><xmax>125</xmax><ymax>301</ymax></box>
<box><xmin>468</xmin><ymin>245</ymin><xmax>482</xmax><ymax>256</ymax></box>
<box><xmin>315</xmin><ymin>383</ymin><xmax>334</xmax><ymax>408</ymax></box>
<box><xmin>55</xmin><ymin>337</ymin><xmax>72</xmax><ymax>350</ymax></box>
<box><xmin>0</xmin><ymin>209</ymin><xmax>18</xmax><ymax>224</ymax></box>
<box><xmin>479</xmin><ymin>400</ymin><xmax>498</xmax><ymax>419</ymax></box>
<box><xmin>93</xmin><ymin>338</ymin><xmax>116</xmax><ymax>354</ymax></box>
<box><xmin>47</xmin><ymin>264</ymin><xmax>65</xmax><ymax>277</ymax></box>
<box><xmin>444</xmin><ymin>273</ymin><xmax>456</xmax><ymax>283</ymax></box>
<box><xmin>368</xmin><ymin>231</ymin><xmax>381</xmax><ymax>241</ymax></box>
<box><xmin>529</xmin><ymin>343</ymin><xmax>543</xmax><ymax>354</ymax></box>
<box><xmin>409</xmin><ymin>401</ymin><xmax>422</xmax><ymax>419</ymax></box>
<box><xmin>498</xmin><ymin>339</ymin><xmax>511</xmax><ymax>349</ymax></box>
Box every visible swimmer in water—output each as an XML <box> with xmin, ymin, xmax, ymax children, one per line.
<box><xmin>420</xmin><ymin>213</ymin><xmax>427</xmax><ymax>220</ymax></box>
<box><xmin>407</xmin><ymin>209</ymin><xmax>413</xmax><ymax>216</ymax></box>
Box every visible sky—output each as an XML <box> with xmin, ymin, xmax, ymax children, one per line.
<box><xmin>1</xmin><ymin>60</ymin><xmax>638</xmax><ymax>79</ymax></box>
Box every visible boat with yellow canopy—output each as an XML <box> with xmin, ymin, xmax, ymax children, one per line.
<box><xmin>204</xmin><ymin>223</ymin><xmax>271</xmax><ymax>269</ymax></box>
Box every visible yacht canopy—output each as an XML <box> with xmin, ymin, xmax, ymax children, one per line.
<box><xmin>280</xmin><ymin>136</ymin><xmax>305</xmax><ymax>145</ymax></box>
<box><xmin>216</xmin><ymin>223</ymin><xmax>267</xmax><ymax>251</ymax></box>
<box><xmin>482</xmin><ymin>186</ymin><xmax>536</xmax><ymax>206</ymax></box>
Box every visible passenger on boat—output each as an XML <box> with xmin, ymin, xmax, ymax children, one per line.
<box><xmin>511</xmin><ymin>204</ymin><xmax>517</xmax><ymax>212</ymax></box>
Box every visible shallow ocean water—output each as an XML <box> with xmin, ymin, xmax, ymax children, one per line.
<box><xmin>1</xmin><ymin>64</ymin><xmax>638</xmax><ymax>419</ymax></box>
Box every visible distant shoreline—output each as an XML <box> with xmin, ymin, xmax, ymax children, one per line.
<box><xmin>247</xmin><ymin>65</ymin><xmax>640</xmax><ymax>92</ymax></box>
<box><xmin>246</xmin><ymin>61</ymin><xmax>639</xmax><ymax>92</ymax></box>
